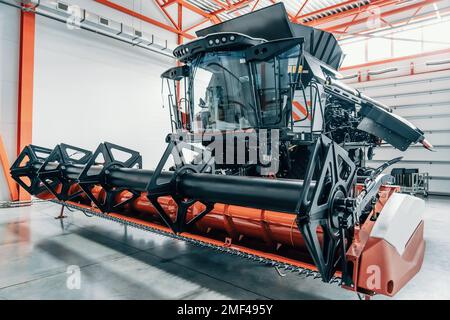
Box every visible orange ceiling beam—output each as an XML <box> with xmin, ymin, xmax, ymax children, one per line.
<box><xmin>250</xmin><ymin>0</ymin><xmax>261</xmax><ymax>12</ymax></box>
<box><xmin>155</xmin><ymin>0</ymin><xmax>221</xmax><ymax>35</ymax></box>
<box><xmin>161</xmin><ymin>0</ymin><xmax>178</xmax><ymax>7</ymax></box>
<box><xmin>175</xmin><ymin>0</ymin><xmax>217</xmax><ymax>19</ymax></box>
<box><xmin>178</xmin><ymin>1</ymin><xmax>183</xmax><ymax>44</ymax></box>
<box><xmin>183</xmin><ymin>18</ymin><xmax>210</xmax><ymax>33</ymax></box>
<box><xmin>342</xmin><ymin>11</ymin><xmax>360</xmax><ymax>33</ymax></box>
<box><xmin>209</xmin><ymin>0</ymin><xmax>252</xmax><ymax>13</ymax></box>
<box><xmin>155</xmin><ymin>0</ymin><xmax>179</xmax><ymax>28</ymax></box>
<box><xmin>294</xmin><ymin>0</ymin><xmax>310</xmax><ymax>19</ymax></box>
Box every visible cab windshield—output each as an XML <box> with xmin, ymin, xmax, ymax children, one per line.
<box><xmin>161</xmin><ymin>41</ymin><xmax>305</xmax><ymax>133</ymax></box>
<box><xmin>190</xmin><ymin>51</ymin><xmax>257</xmax><ymax>132</ymax></box>
<box><xmin>254</xmin><ymin>44</ymin><xmax>302</xmax><ymax>126</ymax></box>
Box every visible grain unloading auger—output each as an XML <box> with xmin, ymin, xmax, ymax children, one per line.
<box><xmin>11</xmin><ymin>3</ymin><xmax>430</xmax><ymax>298</ymax></box>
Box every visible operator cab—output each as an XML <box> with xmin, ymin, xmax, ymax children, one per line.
<box><xmin>161</xmin><ymin>32</ymin><xmax>306</xmax><ymax>135</ymax></box>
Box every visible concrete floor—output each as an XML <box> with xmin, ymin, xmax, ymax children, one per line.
<box><xmin>0</xmin><ymin>196</ymin><xmax>449</xmax><ymax>300</ymax></box>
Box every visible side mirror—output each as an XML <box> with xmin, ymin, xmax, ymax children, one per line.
<box><xmin>161</xmin><ymin>65</ymin><xmax>190</xmax><ymax>80</ymax></box>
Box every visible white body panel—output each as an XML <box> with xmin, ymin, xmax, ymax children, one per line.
<box><xmin>371</xmin><ymin>193</ymin><xmax>425</xmax><ymax>255</ymax></box>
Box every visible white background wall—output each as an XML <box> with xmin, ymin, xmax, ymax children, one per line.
<box><xmin>0</xmin><ymin>5</ymin><xmax>19</xmax><ymax>201</ymax></box>
<box><xmin>32</xmin><ymin>0</ymin><xmax>179</xmax><ymax>168</ymax></box>
<box><xmin>32</xmin><ymin>16</ymin><xmax>174</xmax><ymax>167</ymax></box>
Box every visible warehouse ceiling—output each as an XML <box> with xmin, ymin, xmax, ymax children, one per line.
<box><xmin>89</xmin><ymin>0</ymin><xmax>450</xmax><ymax>44</ymax></box>
<box><xmin>183</xmin><ymin>0</ymin><xmax>371</xmax><ymax>23</ymax></box>
<box><xmin>151</xmin><ymin>0</ymin><xmax>450</xmax><ymax>37</ymax></box>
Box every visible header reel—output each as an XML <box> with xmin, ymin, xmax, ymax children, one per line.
<box><xmin>37</xmin><ymin>144</ymin><xmax>92</xmax><ymax>201</ymax></box>
<box><xmin>10</xmin><ymin>145</ymin><xmax>53</xmax><ymax>196</ymax></box>
<box><xmin>77</xmin><ymin>142</ymin><xmax>142</xmax><ymax>212</ymax></box>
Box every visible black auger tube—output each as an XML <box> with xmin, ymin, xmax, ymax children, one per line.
<box><xmin>106</xmin><ymin>168</ymin><xmax>169</xmax><ymax>191</ymax></box>
<box><xmin>179</xmin><ymin>173</ymin><xmax>314</xmax><ymax>213</ymax></box>
<box><xmin>109</xmin><ymin>169</ymin><xmax>311</xmax><ymax>212</ymax></box>
<box><xmin>36</xmin><ymin>162</ymin><xmax>313</xmax><ymax>213</ymax></box>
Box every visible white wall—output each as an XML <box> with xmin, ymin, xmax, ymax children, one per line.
<box><xmin>32</xmin><ymin>0</ymin><xmax>178</xmax><ymax>168</ymax></box>
<box><xmin>33</xmin><ymin>16</ymin><xmax>174</xmax><ymax>168</ymax></box>
<box><xmin>0</xmin><ymin>5</ymin><xmax>19</xmax><ymax>201</ymax></box>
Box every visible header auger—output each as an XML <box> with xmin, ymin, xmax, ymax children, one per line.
<box><xmin>11</xmin><ymin>3</ymin><xmax>427</xmax><ymax>298</ymax></box>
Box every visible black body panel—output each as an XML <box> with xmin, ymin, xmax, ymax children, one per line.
<box><xmin>357</xmin><ymin>104</ymin><xmax>424</xmax><ymax>151</ymax></box>
<box><xmin>197</xmin><ymin>3</ymin><xmax>343</xmax><ymax>69</ymax></box>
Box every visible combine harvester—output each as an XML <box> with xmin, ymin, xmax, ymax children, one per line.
<box><xmin>11</xmin><ymin>4</ymin><xmax>429</xmax><ymax>298</ymax></box>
